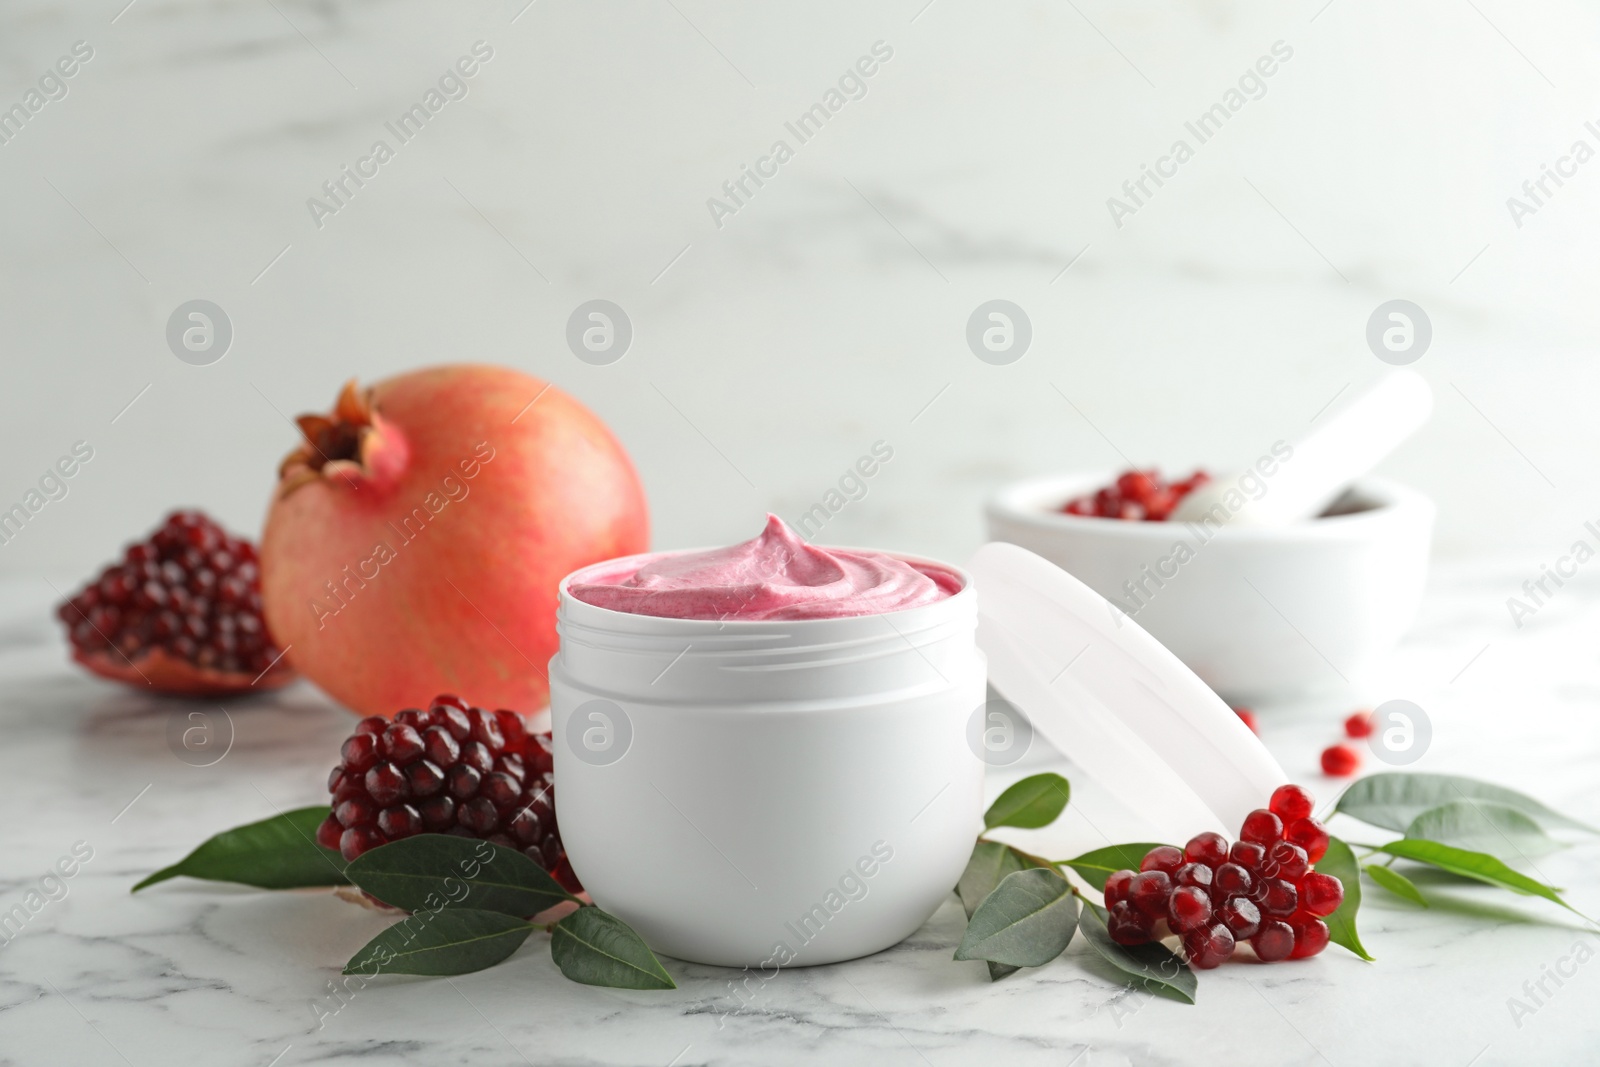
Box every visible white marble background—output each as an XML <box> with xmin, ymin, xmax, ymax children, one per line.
<box><xmin>5</xmin><ymin>1</ymin><xmax>1600</xmax><ymax>1064</ymax></box>
<box><xmin>4</xmin><ymin>565</ymin><xmax>1600</xmax><ymax>1066</ymax></box>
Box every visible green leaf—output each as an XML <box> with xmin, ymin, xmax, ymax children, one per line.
<box><xmin>1076</xmin><ymin>904</ymin><xmax>1196</xmax><ymax>1004</ymax></box>
<box><xmin>346</xmin><ymin>834</ymin><xmax>576</xmax><ymax>917</ymax></box>
<box><xmin>132</xmin><ymin>807</ymin><xmax>347</xmax><ymax>892</ymax></box>
<box><xmin>1380</xmin><ymin>839</ymin><xmax>1576</xmax><ymax>912</ymax></box>
<box><xmin>1404</xmin><ymin>801</ymin><xmax>1558</xmax><ymax>861</ymax></box>
<box><xmin>955</xmin><ymin>841</ymin><xmax>1033</xmax><ymax>980</ymax></box>
<box><xmin>551</xmin><ymin>907</ymin><xmax>676</xmax><ymax>990</ymax></box>
<box><xmin>1364</xmin><ymin>863</ymin><xmax>1427</xmax><ymax>907</ymax></box>
<box><xmin>954</xmin><ymin>868</ymin><xmax>1078</xmax><ymax>968</ymax></box>
<box><xmin>957</xmin><ymin>841</ymin><xmax>1029</xmax><ymax>917</ymax></box>
<box><xmin>344</xmin><ymin>908</ymin><xmax>532</xmax><ymax>976</ymax></box>
<box><xmin>984</xmin><ymin>773</ymin><xmax>1071</xmax><ymax>830</ymax></box>
<box><xmin>1335</xmin><ymin>773</ymin><xmax>1596</xmax><ymax>835</ymax></box>
<box><xmin>1060</xmin><ymin>843</ymin><xmax>1169</xmax><ymax>893</ymax></box>
<box><xmin>1316</xmin><ymin>837</ymin><xmax>1373</xmax><ymax>961</ymax></box>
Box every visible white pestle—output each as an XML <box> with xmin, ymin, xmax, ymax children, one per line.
<box><xmin>1170</xmin><ymin>369</ymin><xmax>1434</xmax><ymax>526</ymax></box>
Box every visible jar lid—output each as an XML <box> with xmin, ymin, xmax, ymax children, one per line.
<box><xmin>967</xmin><ymin>541</ymin><xmax>1286</xmax><ymax>843</ymax></box>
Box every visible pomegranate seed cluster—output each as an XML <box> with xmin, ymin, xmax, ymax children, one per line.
<box><xmin>316</xmin><ymin>694</ymin><xmax>580</xmax><ymax>892</ymax></box>
<box><xmin>1062</xmin><ymin>469</ymin><xmax>1211</xmax><ymax>522</ymax></box>
<box><xmin>57</xmin><ymin>510</ymin><xmax>282</xmax><ymax>676</ymax></box>
<box><xmin>1103</xmin><ymin>785</ymin><xmax>1342</xmax><ymax>968</ymax></box>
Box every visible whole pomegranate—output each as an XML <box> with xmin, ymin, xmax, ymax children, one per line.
<box><xmin>261</xmin><ymin>365</ymin><xmax>648</xmax><ymax>717</ymax></box>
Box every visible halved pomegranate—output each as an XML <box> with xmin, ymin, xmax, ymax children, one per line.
<box><xmin>57</xmin><ymin>510</ymin><xmax>295</xmax><ymax>696</ymax></box>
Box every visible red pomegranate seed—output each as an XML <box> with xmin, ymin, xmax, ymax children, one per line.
<box><xmin>1265</xmin><ymin>841</ymin><xmax>1310</xmax><ymax>882</ymax></box>
<box><xmin>1128</xmin><ymin>871</ymin><xmax>1173</xmax><ymax>917</ymax></box>
<box><xmin>1288</xmin><ymin>915</ymin><xmax>1331</xmax><ymax>958</ymax></box>
<box><xmin>339</xmin><ymin>826</ymin><xmax>385</xmax><ymax>862</ymax></box>
<box><xmin>380</xmin><ymin>725</ymin><xmax>425</xmax><ymax>763</ymax></box>
<box><xmin>403</xmin><ymin>760</ymin><xmax>445</xmax><ymax>798</ymax></box>
<box><xmin>315</xmin><ymin>813</ymin><xmax>342</xmax><ymax>850</ymax></box>
<box><xmin>1229</xmin><ymin>841</ymin><xmax>1266</xmax><ymax>870</ymax></box>
<box><xmin>1185</xmin><ymin>832</ymin><xmax>1228</xmax><ymax>867</ymax></box>
<box><xmin>1216</xmin><ymin>896</ymin><xmax>1261</xmax><ymax>940</ymax></box>
<box><xmin>1268</xmin><ymin>784</ymin><xmax>1315</xmax><ymax>823</ymax></box>
<box><xmin>1182</xmin><ymin>922</ymin><xmax>1236</xmax><ymax>969</ymax></box>
<box><xmin>377</xmin><ymin>805</ymin><xmax>422</xmax><ymax>838</ymax></box>
<box><xmin>481</xmin><ymin>772</ymin><xmax>522</xmax><ymax>808</ymax></box>
<box><xmin>1262</xmin><ymin>879</ymin><xmax>1299</xmax><ymax>917</ymax></box>
<box><xmin>1234</xmin><ymin>707</ymin><xmax>1260</xmax><ymax>734</ymax></box>
<box><xmin>1321</xmin><ymin>744</ymin><xmax>1362</xmax><ymax>777</ymax></box>
<box><xmin>459</xmin><ymin>741</ymin><xmax>494</xmax><ymax>774</ymax></box>
<box><xmin>1104</xmin><ymin>869</ymin><xmax>1135</xmax><ymax>905</ymax></box>
<box><xmin>1140</xmin><ymin>845</ymin><xmax>1185</xmax><ymax>875</ymax></box>
<box><xmin>334</xmin><ymin>796</ymin><xmax>376</xmax><ymax>829</ymax></box>
<box><xmin>1175</xmin><ymin>862</ymin><xmax>1214</xmax><ymax>891</ymax></box>
<box><xmin>446</xmin><ymin>763</ymin><xmax>482</xmax><ymax>800</ymax></box>
<box><xmin>1251</xmin><ymin>919</ymin><xmax>1295</xmax><ymax>962</ymax></box>
<box><xmin>1344</xmin><ymin>711</ymin><xmax>1374</xmax><ymax>738</ymax></box>
<box><xmin>364</xmin><ymin>762</ymin><xmax>406</xmax><ymax>806</ymax></box>
<box><xmin>1299</xmin><ymin>872</ymin><xmax>1345</xmax><ymax>917</ymax></box>
<box><xmin>1283</xmin><ymin>818</ymin><xmax>1330</xmax><ymax>863</ymax></box>
<box><xmin>1168</xmin><ymin>886</ymin><xmax>1213</xmax><ymax>932</ymax></box>
<box><xmin>1240</xmin><ymin>809</ymin><xmax>1284</xmax><ymax>846</ymax></box>
<box><xmin>1107</xmin><ymin>900</ymin><xmax>1155</xmax><ymax>945</ymax></box>
<box><xmin>1213</xmin><ymin>862</ymin><xmax>1253</xmax><ymax>899</ymax></box>
<box><xmin>340</xmin><ymin>734</ymin><xmax>379</xmax><ymax>773</ymax></box>
<box><xmin>418</xmin><ymin>795</ymin><xmax>456</xmax><ymax>831</ymax></box>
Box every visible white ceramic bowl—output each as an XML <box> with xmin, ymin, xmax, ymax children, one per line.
<box><xmin>985</xmin><ymin>474</ymin><xmax>1434</xmax><ymax>703</ymax></box>
<box><xmin>549</xmin><ymin>552</ymin><xmax>986</xmax><ymax>968</ymax></box>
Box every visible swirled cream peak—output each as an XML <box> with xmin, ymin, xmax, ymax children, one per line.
<box><xmin>567</xmin><ymin>514</ymin><xmax>960</xmax><ymax>621</ymax></box>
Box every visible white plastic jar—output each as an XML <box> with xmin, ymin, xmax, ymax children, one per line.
<box><xmin>550</xmin><ymin>550</ymin><xmax>986</xmax><ymax>968</ymax></box>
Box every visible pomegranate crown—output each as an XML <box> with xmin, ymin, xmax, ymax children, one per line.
<box><xmin>278</xmin><ymin>380</ymin><xmax>405</xmax><ymax>496</ymax></box>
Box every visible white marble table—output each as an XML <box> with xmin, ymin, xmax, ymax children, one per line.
<box><xmin>2</xmin><ymin>561</ymin><xmax>1599</xmax><ymax>1067</ymax></box>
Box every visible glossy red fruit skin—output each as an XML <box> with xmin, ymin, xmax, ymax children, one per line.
<box><xmin>1175</xmin><ymin>862</ymin><xmax>1214</xmax><ymax>891</ymax></box>
<box><xmin>1128</xmin><ymin>871</ymin><xmax>1173</xmax><ymax>917</ymax></box>
<box><xmin>1262</xmin><ymin>879</ymin><xmax>1299</xmax><ymax>917</ymax></box>
<box><xmin>1251</xmin><ymin>919</ymin><xmax>1295</xmax><ymax>962</ymax></box>
<box><xmin>1108</xmin><ymin>900</ymin><xmax>1155</xmax><ymax>945</ymax></box>
<box><xmin>1299</xmin><ymin>872</ymin><xmax>1345</xmax><ymax>917</ymax></box>
<box><xmin>339</xmin><ymin>826</ymin><xmax>384</xmax><ymax>861</ymax></box>
<box><xmin>1288</xmin><ymin>915</ymin><xmax>1331</xmax><ymax>959</ymax></box>
<box><xmin>1344</xmin><ymin>711</ymin><xmax>1374</xmax><ymax>738</ymax></box>
<box><xmin>1182</xmin><ymin>922</ymin><xmax>1236</xmax><ymax>969</ymax></box>
<box><xmin>1213</xmin><ymin>862</ymin><xmax>1253</xmax><ymax>899</ymax></box>
<box><xmin>262</xmin><ymin>367</ymin><xmax>649</xmax><ymax>718</ymax></box>
<box><xmin>1140</xmin><ymin>845</ymin><xmax>1185</xmax><ymax>875</ymax></box>
<box><xmin>1216</xmin><ymin>896</ymin><xmax>1261</xmax><ymax>939</ymax></box>
<box><xmin>1229</xmin><ymin>841</ymin><xmax>1266</xmax><ymax>870</ymax></box>
<box><xmin>1168</xmin><ymin>886</ymin><xmax>1213</xmax><ymax>932</ymax></box>
<box><xmin>1240</xmin><ymin>808</ymin><xmax>1284</xmax><ymax>846</ymax></box>
<box><xmin>1283</xmin><ymin>818</ymin><xmax>1330</xmax><ymax>863</ymax></box>
<box><xmin>1104</xmin><ymin>869</ymin><xmax>1135</xmax><ymax>906</ymax></box>
<box><xmin>1268</xmin><ymin>784</ymin><xmax>1315</xmax><ymax>823</ymax></box>
<box><xmin>1321</xmin><ymin>744</ymin><xmax>1362</xmax><ymax>777</ymax></box>
<box><xmin>1263</xmin><ymin>840</ymin><xmax>1309</xmax><ymax>882</ymax></box>
<box><xmin>1185</xmin><ymin>832</ymin><xmax>1228</xmax><ymax>867</ymax></box>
